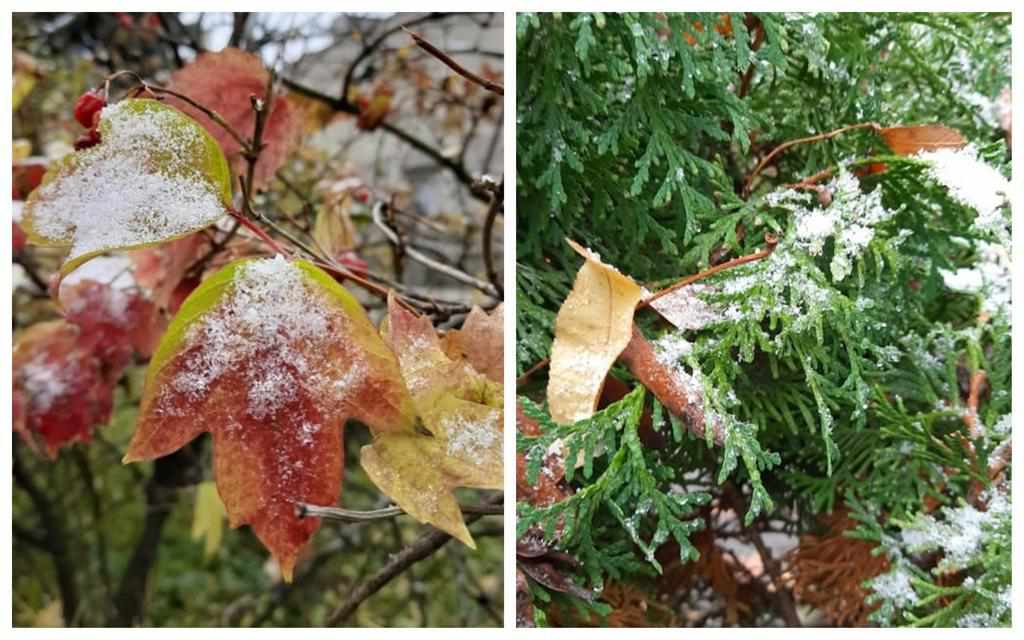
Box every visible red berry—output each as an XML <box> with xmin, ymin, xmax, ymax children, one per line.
<box><xmin>74</xmin><ymin>90</ymin><xmax>107</xmax><ymax>129</ymax></box>
<box><xmin>74</xmin><ymin>128</ymin><xmax>102</xmax><ymax>151</ymax></box>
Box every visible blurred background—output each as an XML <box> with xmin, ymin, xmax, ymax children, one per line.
<box><xmin>11</xmin><ymin>12</ymin><xmax>503</xmax><ymax>627</ymax></box>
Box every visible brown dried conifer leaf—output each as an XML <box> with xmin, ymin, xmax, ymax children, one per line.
<box><xmin>125</xmin><ymin>257</ymin><xmax>416</xmax><ymax>580</ymax></box>
<box><xmin>546</xmin><ymin>239</ymin><xmax>642</xmax><ymax>424</ymax></box>
<box><xmin>362</xmin><ymin>295</ymin><xmax>502</xmax><ymax>546</ymax></box>
<box><xmin>442</xmin><ymin>303</ymin><xmax>504</xmax><ymax>384</ymax></box>
<box><xmin>879</xmin><ymin>124</ymin><xmax>966</xmax><ymax>156</ymax></box>
<box><xmin>312</xmin><ymin>193</ymin><xmax>358</xmax><ymax>262</ymax></box>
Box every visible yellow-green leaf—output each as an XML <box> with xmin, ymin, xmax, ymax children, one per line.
<box><xmin>191</xmin><ymin>481</ymin><xmax>226</xmax><ymax>559</ymax></box>
<box><xmin>362</xmin><ymin>295</ymin><xmax>502</xmax><ymax>546</ymax></box>
<box><xmin>20</xmin><ymin>99</ymin><xmax>232</xmax><ymax>277</ymax></box>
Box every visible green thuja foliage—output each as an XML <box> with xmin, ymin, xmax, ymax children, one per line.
<box><xmin>517</xmin><ymin>12</ymin><xmax>1010</xmax><ymax>627</ymax></box>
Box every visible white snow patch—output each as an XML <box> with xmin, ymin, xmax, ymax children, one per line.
<box><xmin>918</xmin><ymin>145</ymin><xmax>1011</xmax><ymax>240</ymax></box>
<box><xmin>21</xmin><ymin>355</ymin><xmax>73</xmax><ymax>412</ymax></box>
<box><xmin>444</xmin><ymin>411</ymin><xmax>500</xmax><ymax>462</ymax></box>
<box><xmin>870</xmin><ymin>566</ymin><xmax>918</xmax><ymax>608</ymax></box>
<box><xmin>939</xmin><ymin>241</ymin><xmax>1011</xmax><ymax>322</ymax></box>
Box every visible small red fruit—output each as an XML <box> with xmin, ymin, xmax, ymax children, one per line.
<box><xmin>352</xmin><ymin>186</ymin><xmax>371</xmax><ymax>204</ymax></box>
<box><xmin>74</xmin><ymin>128</ymin><xmax>102</xmax><ymax>151</ymax></box>
<box><xmin>74</xmin><ymin>90</ymin><xmax>107</xmax><ymax>129</ymax></box>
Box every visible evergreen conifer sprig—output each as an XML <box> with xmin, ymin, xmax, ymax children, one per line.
<box><xmin>517</xmin><ymin>12</ymin><xmax>1010</xmax><ymax>627</ymax></box>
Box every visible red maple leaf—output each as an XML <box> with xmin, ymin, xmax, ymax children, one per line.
<box><xmin>166</xmin><ymin>48</ymin><xmax>300</xmax><ymax>190</ymax></box>
<box><xmin>13</xmin><ymin>321</ymin><xmax>117</xmax><ymax>457</ymax></box>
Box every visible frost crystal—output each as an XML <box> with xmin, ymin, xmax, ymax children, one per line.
<box><xmin>900</xmin><ymin>491</ymin><xmax>1010</xmax><ymax>571</ymax></box>
<box><xmin>788</xmin><ymin>170</ymin><xmax>896</xmax><ymax>282</ymax></box>
<box><xmin>28</xmin><ymin>101</ymin><xmax>225</xmax><ymax>262</ymax></box>
<box><xmin>869</xmin><ymin>566</ymin><xmax>918</xmax><ymax>608</ymax></box>
<box><xmin>444</xmin><ymin>411</ymin><xmax>500</xmax><ymax>463</ymax></box>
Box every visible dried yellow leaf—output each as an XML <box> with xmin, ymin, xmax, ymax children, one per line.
<box><xmin>546</xmin><ymin>239</ymin><xmax>642</xmax><ymax>424</ymax></box>
<box><xmin>312</xmin><ymin>193</ymin><xmax>358</xmax><ymax>260</ymax></box>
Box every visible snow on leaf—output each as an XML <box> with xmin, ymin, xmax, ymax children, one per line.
<box><xmin>362</xmin><ymin>295</ymin><xmax>503</xmax><ymax>546</ymax></box>
<box><xmin>649</xmin><ymin>284</ymin><xmax>716</xmax><ymax>331</ymax></box>
<box><xmin>442</xmin><ymin>303</ymin><xmax>504</xmax><ymax>384</ymax></box>
<box><xmin>20</xmin><ymin>99</ymin><xmax>231</xmax><ymax>277</ymax></box>
<box><xmin>546</xmin><ymin>239</ymin><xmax>642</xmax><ymax>424</ymax></box>
<box><xmin>167</xmin><ymin>48</ymin><xmax>301</xmax><ymax>190</ymax></box>
<box><xmin>125</xmin><ymin>256</ymin><xmax>415</xmax><ymax>580</ymax></box>
<box><xmin>12</xmin><ymin>320</ymin><xmax>116</xmax><ymax>457</ymax></box>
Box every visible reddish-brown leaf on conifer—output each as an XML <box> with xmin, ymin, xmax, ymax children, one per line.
<box><xmin>13</xmin><ymin>320</ymin><xmax>117</xmax><ymax>457</ymax></box>
<box><xmin>879</xmin><ymin>124</ymin><xmax>966</xmax><ymax>156</ymax></box>
<box><xmin>124</xmin><ymin>257</ymin><xmax>415</xmax><ymax>580</ymax></box>
<box><xmin>167</xmin><ymin>48</ymin><xmax>300</xmax><ymax>190</ymax></box>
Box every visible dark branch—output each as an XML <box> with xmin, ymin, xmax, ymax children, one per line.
<box><xmin>326</xmin><ymin>494</ymin><xmax>502</xmax><ymax>625</ymax></box>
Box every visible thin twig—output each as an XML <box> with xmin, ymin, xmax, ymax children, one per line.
<box><xmin>480</xmin><ymin>180</ymin><xmax>504</xmax><ymax>298</ymax></box>
<box><xmin>743</xmin><ymin>122</ymin><xmax>881</xmax><ymax>195</ymax></box>
<box><xmin>296</xmin><ymin>500</ymin><xmax>503</xmax><ymax>523</ymax></box>
<box><xmin>405</xmin><ymin>28</ymin><xmax>504</xmax><ymax>95</ymax></box>
<box><xmin>962</xmin><ymin>369</ymin><xmax>987</xmax><ymax>439</ymax></box>
<box><xmin>140</xmin><ymin>83</ymin><xmax>251</xmax><ymax>152</ymax></box>
<box><xmin>642</xmin><ymin>241</ymin><xmax>777</xmax><ymax>309</ymax></box>
<box><xmin>227</xmin><ymin>205</ymin><xmax>287</xmax><ymax>255</ymax></box>
<box><xmin>372</xmin><ymin>202</ymin><xmax>501</xmax><ymax>299</ymax></box>
<box><xmin>516</xmin><ymin>358</ymin><xmax>550</xmax><ymax>387</ymax></box>
<box><xmin>340</xmin><ymin>13</ymin><xmax>452</xmax><ymax>109</ymax></box>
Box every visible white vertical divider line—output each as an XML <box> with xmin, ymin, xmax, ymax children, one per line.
<box><xmin>502</xmin><ymin>7</ymin><xmax>517</xmax><ymax>631</ymax></box>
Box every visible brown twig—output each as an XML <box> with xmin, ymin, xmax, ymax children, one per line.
<box><xmin>372</xmin><ymin>202</ymin><xmax>501</xmax><ymax>299</ymax></box>
<box><xmin>783</xmin><ymin>166</ymin><xmax>835</xmax><ymax>191</ymax></box>
<box><xmin>736</xmin><ymin>15</ymin><xmax>765</xmax><ymax>99</ymax></box>
<box><xmin>642</xmin><ymin>241</ymin><xmax>776</xmax><ymax>309</ymax></box>
<box><xmin>404</xmin><ymin>28</ymin><xmax>504</xmax><ymax>96</ymax></box>
<box><xmin>962</xmin><ymin>369</ymin><xmax>987</xmax><ymax>439</ymax></box>
<box><xmin>226</xmin><ymin>206</ymin><xmax>287</xmax><ymax>255</ymax></box>
<box><xmin>743</xmin><ymin>122</ymin><xmax>881</xmax><ymax>195</ymax></box>
<box><xmin>480</xmin><ymin>180</ymin><xmax>504</xmax><ymax>298</ymax></box>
